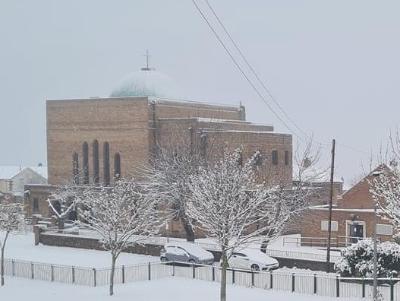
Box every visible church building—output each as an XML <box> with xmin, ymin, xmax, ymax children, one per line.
<box><xmin>25</xmin><ymin>64</ymin><xmax>293</xmax><ymax>237</ymax></box>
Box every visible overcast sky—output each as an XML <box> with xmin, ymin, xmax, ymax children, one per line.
<box><xmin>1</xmin><ymin>0</ymin><xmax>399</xmax><ymax>185</ymax></box>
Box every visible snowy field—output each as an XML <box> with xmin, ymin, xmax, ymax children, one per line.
<box><xmin>0</xmin><ymin>277</ymin><xmax>362</xmax><ymax>301</ymax></box>
<box><xmin>2</xmin><ymin>232</ymin><xmax>159</xmax><ymax>268</ymax></box>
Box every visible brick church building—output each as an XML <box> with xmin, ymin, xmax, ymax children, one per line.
<box><xmin>25</xmin><ymin>66</ymin><xmax>293</xmax><ymax>237</ymax></box>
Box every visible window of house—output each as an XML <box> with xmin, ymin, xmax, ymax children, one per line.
<box><xmin>92</xmin><ymin>140</ymin><xmax>99</xmax><ymax>184</ymax></box>
<box><xmin>33</xmin><ymin>198</ymin><xmax>39</xmax><ymax>213</ymax></box>
<box><xmin>103</xmin><ymin>142</ymin><xmax>110</xmax><ymax>186</ymax></box>
<box><xmin>285</xmin><ymin>151</ymin><xmax>290</xmax><ymax>166</ymax></box>
<box><xmin>272</xmin><ymin>150</ymin><xmax>278</xmax><ymax>165</ymax></box>
<box><xmin>321</xmin><ymin>220</ymin><xmax>338</xmax><ymax>232</ymax></box>
<box><xmin>82</xmin><ymin>142</ymin><xmax>89</xmax><ymax>184</ymax></box>
<box><xmin>376</xmin><ymin>224</ymin><xmax>393</xmax><ymax>236</ymax></box>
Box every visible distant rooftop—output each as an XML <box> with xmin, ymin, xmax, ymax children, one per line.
<box><xmin>0</xmin><ymin>166</ymin><xmax>48</xmax><ymax>180</ymax></box>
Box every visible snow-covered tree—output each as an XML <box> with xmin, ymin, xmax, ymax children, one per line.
<box><xmin>186</xmin><ymin>149</ymin><xmax>301</xmax><ymax>301</ymax></box>
<box><xmin>370</xmin><ymin>164</ymin><xmax>400</xmax><ymax>239</ymax></box>
<box><xmin>144</xmin><ymin>140</ymin><xmax>206</xmax><ymax>241</ymax></box>
<box><xmin>77</xmin><ymin>179</ymin><xmax>163</xmax><ymax>296</ymax></box>
<box><xmin>47</xmin><ymin>184</ymin><xmax>80</xmax><ymax>230</ymax></box>
<box><xmin>0</xmin><ymin>203</ymin><xmax>23</xmax><ymax>286</ymax></box>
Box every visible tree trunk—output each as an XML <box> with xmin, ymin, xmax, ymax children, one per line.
<box><xmin>57</xmin><ymin>218</ymin><xmax>65</xmax><ymax>233</ymax></box>
<box><xmin>181</xmin><ymin>216</ymin><xmax>195</xmax><ymax>242</ymax></box>
<box><xmin>220</xmin><ymin>251</ymin><xmax>228</xmax><ymax>301</ymax></box>
<box><xmin>1</xmin><ymin>232</ymin><xmax>9</xmax><ymax>286</ymax></box>
<box><xmin>109</xmin><ymin>254</ymin><xmax>117</xmax><ymax>296</ymax></box>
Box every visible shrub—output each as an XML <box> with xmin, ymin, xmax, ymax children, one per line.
<box><xmin>335</xmin><ymin>239</ymin><xmax>400</xmax><ymax>277</ymax></box>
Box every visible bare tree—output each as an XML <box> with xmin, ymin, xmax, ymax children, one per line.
<box><xmin>77</xmin><ymin>179</ymin><xmax>163</xmax><ymax>296</ymax></box>
<box><xmin>0</xmin><ymin>203</ymin><xmax>23</xmax><ymax>286</ymax></box>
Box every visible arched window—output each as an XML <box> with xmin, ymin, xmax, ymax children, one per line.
<box><xmin>114</xmin><ymin>153</ymin><xmax>121</xmax><ymax>180</ymax></box>
<box><xmin>103</xmin><ymin>142</ymin><xmax>110</xmax><ymax>185</ymax></box>
<box><xmin>72</xmin><ymin>152</ymin><xmax>79</xmax><ymax>184</ymax></box>
<box><xmin>82</xmin><ymin>142</ymin><xmax>89</xmax><ymax>184</ymax></box>
<box><xmin>92</xmin><ymin>140</ymin><xmax>99</xmax><ymax>184</ymax></box>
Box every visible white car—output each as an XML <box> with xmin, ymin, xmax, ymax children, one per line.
<box><xmin>228</xmin><ymin>249</ymin><xmax>279</xmax><ymax>271</ymax></box>
<box><xmin>160</xmin><ymin>242</ymin><xmax>215</xmax><ymax>265</ymax></box>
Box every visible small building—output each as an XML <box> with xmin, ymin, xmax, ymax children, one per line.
<box><xmin>299</xmin><ymin>165</ymin><xmax>394</xmax><ymax>246</ymax></box>
<box><xmin>0</xmin><ymin>166</ymin><xmax>47</xmax><ymax>201</ymax></box>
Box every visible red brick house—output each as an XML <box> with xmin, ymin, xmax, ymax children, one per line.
<box><xmin>300</xmin><ymin>165</ymin><xmax>394</xmax><ymax>246</ymax></box>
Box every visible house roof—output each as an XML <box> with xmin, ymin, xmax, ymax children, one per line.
<box><xmin>0</xmin><ymin>166</ymin><xmax>48</xmax><ymax>180</ymax></box>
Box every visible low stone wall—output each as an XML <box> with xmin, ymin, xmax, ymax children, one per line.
<box><xmin>38</xmin><ymin>231</ymin><xmax>335</xmax><ymax>272</ymax></box>
<box><xmin>39</xmin><ymin>232</ymin><xmax>163</xmax><ymax>257</ymax></box>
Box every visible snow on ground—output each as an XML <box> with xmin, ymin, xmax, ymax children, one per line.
<box><xmin>0</xmin><ymin>277</ymin><xmax>362</xmax><ymax>301</ymax></box>
<box><xmin>1</xmin><ymin>232</ymin><xmax>159</xmax><ymax>268</ymax></box>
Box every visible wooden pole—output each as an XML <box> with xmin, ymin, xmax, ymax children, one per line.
<box><xmin>326</xmin><ymin>139</ymin><xmax>336</xmax><ymax>273</ymax></box>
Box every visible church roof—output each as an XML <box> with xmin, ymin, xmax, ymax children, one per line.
<box><xmin>110</xmin><ymin>68</ymin><xmax>182</xmax><ymax>98</ymax></box>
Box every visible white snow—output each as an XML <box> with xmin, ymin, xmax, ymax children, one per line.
<box><xmin>1</xmin><ymin>232</ymin><xmax>159</xmax><ymax>268</ymax></box>
<box><xmin>0</xmin><ymin>277</ymin><xmax>362</xmax><ymax>301</ymax></box>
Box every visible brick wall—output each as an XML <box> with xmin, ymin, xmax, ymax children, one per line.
<box><xmin>47</xmin><ymin>98</ymin><xmax>150</xmax><ymax>185</ymax></box>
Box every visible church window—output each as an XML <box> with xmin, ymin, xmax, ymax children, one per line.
<box><xmin>114</xmin><ymin>153</ymin><xmax>121</xmax><ymax>180</ymax></box>
<box><xmin>103</xmin><ymin>142</ymin><xmax>110</xmax><ymax>185</ymax></box>
<box><xmin>72</xmin><ymin>152</ymin><xmax>79</xmax><ymax>184</ymax></box>
<box><xmin>285</xmin><ymin>151</ymin><xmax>290</xmax><ymax>166</ymax></box>
<box><xmin>92</xmin><ymin>140</ymin><xmax>99</xmax><ymax>184</ymax></box>
<box><xmin>82</xmin><ymin>142</ymin><xmax>89</xmax><ymax>184</ymax></box>
<box><xmin>272</xmin><ymin>150</ymin><xmax>278</xmax><ymax>165</ymax></box>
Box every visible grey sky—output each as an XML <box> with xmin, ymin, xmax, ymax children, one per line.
<box><xmin>1</xmin><ymin>0</ymin><xmax>399</xmax><ymax>185</ymax></box>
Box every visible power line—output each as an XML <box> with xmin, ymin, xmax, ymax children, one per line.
<box><xmin>191</xmin><ymin>0</ymin><xmax>302</xmax><ymax>140</ymax></box>
<box><xmin>203</xmin><ymin>0</ymin><xmax>309</xmax><ymax>139</ymax></box>
<box><xmin>192</xmin><ymin>0</ymin><xmax>371</xmax><ymax>158</ymax></box>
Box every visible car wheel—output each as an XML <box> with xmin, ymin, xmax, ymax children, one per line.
<box><xmin>160</xmin><ymin>257</ymin><xmax>168</xmax><ymax>262</ymax></box>
<box><xmin>251</xmin><ymin>264</ymin><xmax>260</xmax><ymax>272</ymax></box>
<box><xmin>188</xmin><ymin>259</ymin><xmax>196</xmax><ymax>264</ymax></box>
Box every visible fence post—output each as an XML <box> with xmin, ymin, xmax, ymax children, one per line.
<box><xmin>291</xmin><ymin>273</ymin><xmax>295</xmax><ymax>293</ymax></box>
<box><xmin>122</xmin><ymin>265</ymin><xmax>125</xmax><ymax>284</ymax></box>
<box><xmin>31</xmin><ymin>262</ymin><xmax>34</xmax><ymax>279</ymax></box>
<box><xmin>313</xmin><ymin>274</ymin><xmax>317</xmax><ymax>294</ymax></box>
<box><xmin>362</xmin><ymin>278</ymin><xmax>365</xmax><ymax>298</ymax></box>
<box><xmin>270</xmin><ymin>271</ymin><xmax>273</xmax><ymax>289</ymax></box>
<box><xmin>232</xmin><ymin>269</ymin><xmax>235</xmax><ymax>284</ymax></box>
<box><xmin>251</xmin><ymin>271</ymin><xmax>255</xmax><ymax>287</ymax></box>
<box><xmin>11</xmin><ymin>260</ymin><xmax>15</xmax><ymax>277</ymax></box>
<box><xmin>72</xmin><ymin>266</ymin><xmax>75</xmax><ymax>284</ymax></box>
<box><xmin>212</xmin><ymin>266</ymin><xmax>215</xmax><ymax>281</ymax></box>
<box><xmin>93</xmin><ymin>268</ymin><xmax>96</xmax><ymax>287</ymax></box>
<box><xmin>390</xmin><ymin>276</ymin><xmax>394</xmax><ymax>301</ymax></box>
<box><xmin>336</xmin><ymin>275</ymin><xmax>340</xmax><ymax>298</ymax></box>
<box><xmin>51</xmin><ymin>265</ymin><xmax>54</xmax><ymax>282</ymax></box>
<box><xmin>192</xmin><ymin>263</ymin><xmax>195</xmax><ymax>279</ymax></box>
<box><xmin>148</xmin><ymin>262</ymin><xmax>151</xmax><ymax>281</ymax></box>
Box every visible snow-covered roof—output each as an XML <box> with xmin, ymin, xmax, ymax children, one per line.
<box><xmin>0</xmin><ymin>166</ymin><xmax>48</xmax><ymax>180</ymax></box>
<box><xmin>110</xmin><ymin>69</ymin><xmax>182</xmax><ymax>98</ymax></box>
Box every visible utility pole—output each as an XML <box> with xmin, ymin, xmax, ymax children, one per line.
<box><xmin>371</xmin><ymin>170</ymin><xmax>381</xmax><ymax>301</ymax></box>
<box><xmin>326</xmin><ymin>139</ymin><xmax>336</xmax><ymax>273</ymax></box>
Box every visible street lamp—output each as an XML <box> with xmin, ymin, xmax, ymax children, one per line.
<box><xmin>371</xmin><ymin>170</ymin><xmax>381</xmax><ymax>301</ymax></box>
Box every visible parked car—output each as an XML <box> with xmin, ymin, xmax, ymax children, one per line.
<box><xmin>227</xmin><ymin>249</ymin><xmax>279</xmax><ymax>271</ymax></box>
<box><xmin>160</xmin><ymin>242</ymin><xmax>215</xmax><ymax>265</ymax></box>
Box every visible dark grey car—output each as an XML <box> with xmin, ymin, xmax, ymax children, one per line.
<box><xmin>160</xmin><ymin>242</ymin><xmax>214</xmax><ymax>265</ymax></box>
